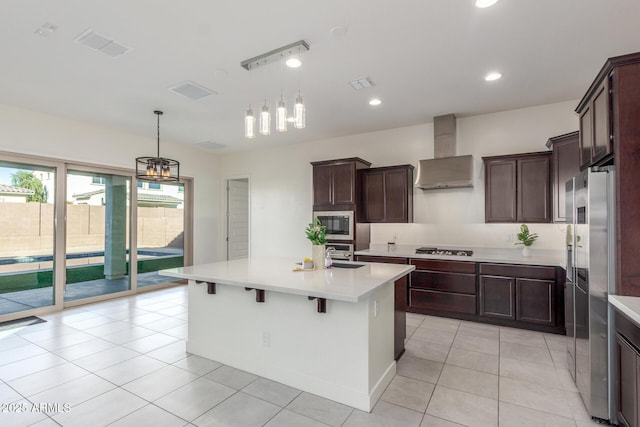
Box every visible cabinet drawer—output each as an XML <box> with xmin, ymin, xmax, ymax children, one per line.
<box><xmin>479</xmin><ymin>263</ymin><xmax>556</xmax><ymax>280</ymax></box>
<box><xmin>411</xmin><ymin>271</ymin><xmax>476</xmax><ymax>294</ymax></box>
<box><xmin>410</xmin><ymin>289</ymin><xmax>477</xmax><ymax>314</ymax></box>
<box><xmin>410</xmin><ymin>259</ymin><xmax>476</xmax><ymax>274</ymax></box>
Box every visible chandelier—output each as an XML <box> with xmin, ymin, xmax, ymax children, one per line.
<box><xmin>241</xmin><ymin>40</ymin><xmax>309</xmax><ymax>139</ymax></box>
<box><xmin>136</xmin><ymin>110</ymin><xmax>180</xmax><ymax>182</ymax></box>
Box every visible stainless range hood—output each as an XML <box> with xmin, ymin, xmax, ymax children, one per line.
<box><xmin>415</xmin><ymin>114</ymin><xmax>474</xmax><ymax>190</ymax></box>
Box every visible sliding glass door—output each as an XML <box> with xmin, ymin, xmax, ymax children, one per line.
<box><xmin>64</xmin><ymin>170</ymin><xmax>131</xmax><ymax>302</ymax></box>
<box><xmin>136</xmin><ymin>181</ymin><xmax>185</xmax><ymax>289</ymax></box>
<box><xmin>0</xmin><ymin>160</ymin><xmax>57</xmax><ymax>316</ymax></box>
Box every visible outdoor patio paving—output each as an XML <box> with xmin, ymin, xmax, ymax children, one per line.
<box><xmin>0</xmin><ymin>272</ymin><xmax>181</xmax><ymax>316</ymax></box>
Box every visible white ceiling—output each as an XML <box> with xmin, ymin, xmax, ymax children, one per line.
<box><xmin>2</xmin><ymin>0</ymin><xmax>640</xmax><ymax>153</ymax></box>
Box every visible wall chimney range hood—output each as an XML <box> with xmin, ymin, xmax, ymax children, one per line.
<box><xmin>415</xmin><ymin>114</ymin><xmax>474</xmax><ymax>190</ymax></box>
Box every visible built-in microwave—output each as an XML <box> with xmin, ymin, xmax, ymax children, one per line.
<box><xmin>313</xmin><ymin>211</ymin><xmax>354</xmax><ymax>241</ymax></box>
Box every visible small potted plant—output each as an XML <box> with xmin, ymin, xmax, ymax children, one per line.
<box><xmin>305</xmin><ymin>217</ymin><xmax>327</xmax><ymax>269</ymax></box>
<box><xmin>515</xmin><ymin>224</ymin><xmax>538</xmax><ymax>257</ymax></box>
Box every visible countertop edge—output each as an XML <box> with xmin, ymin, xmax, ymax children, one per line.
<box><xmin>354</xmin><ymin>248</ymin><xmax>565</xmax><ymax>267</ymax></box>
<box><xmin>161</xmin><ymin>263</ymin><xmax>414</xmax><ymax>303</ymax></box>
<box><xmin>609</xmin><ymin>295</ymin><xmax>640</xmax><ymax>327</ymax></box>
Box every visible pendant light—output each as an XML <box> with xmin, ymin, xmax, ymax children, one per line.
<box><xmin>294</xmin><ymin>91</ymin><xmax>305</xmax><ymax>129</ymax></box>
<box><xmin>240</xmin><ymin>40</ymin><xmax>309</xmax><ymax>138</ymax></box>
<box><xmin>244</xmin><ymin>105</ymin><xmax>255</xmax><ymax>138</ymax></box>
<box><xmin>276</xmin><ymin>96</ymin><xmax>287</xmax><ymax>132</ymax></box>
<box><xmin>259</xmin><ymin>100</ymin><xmax>271</xmax><ymax>136</ymax></box>
<box><xmin>135</xmin><ymin>110</ymin><xmax>179</xmax><ymax>182</ymax></box>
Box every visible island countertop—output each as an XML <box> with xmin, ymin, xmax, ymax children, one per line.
<box><xmin>161</xmin><ymin>256</ymin><xmax>414</xmax><ymax>303</ymax></box>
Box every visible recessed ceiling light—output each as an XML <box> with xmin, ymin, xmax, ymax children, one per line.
<box><xmin>484</xmin><ymin>72</ymin><xmax>502</xmax><ymax>81</ymax></box>
<box><xmin>475</xmin><ymin>0</ymin><xmax>499</xmax><ymax>8</ymax></box>
<box><xmin>369</xmin><ymin>98</ymin><xmax>382</xmax><ymax>106</ymax></box>
<box><xmin>286</xmin><ymin>58</ymin><xmax>302</xmax><ymax>68</ymax></box>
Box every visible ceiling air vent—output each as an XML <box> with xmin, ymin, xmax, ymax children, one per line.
<box><xmin>196</xmin><ymin>141</ymin><xmax>227</xmax><ymax>150</ymax></box>
<box><xmin>349</xmin><ymin>77</ymin><xmax>375</xmax><ymax>90</ymax></box>
<box><xmin>168</xmin><ymin>81</ymin><xmax>217</xmax><ymax>100</ymax></box>
<box><xmin>73</xmin><ymin>29</ymin><xmax>131</xmax><ymax>57</ymax></box>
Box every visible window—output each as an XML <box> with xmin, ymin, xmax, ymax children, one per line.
<box><xmin>92</xmin><ymin>176</ymin><xmax>106</xmax><ymax>185</ymax></box>
<box><xmin>137</xmin><ymin>181</ymin><xmax>143</xmax><ymax>188</ymax></box>
<box><xmin>148</xmin><ymin>182</ymin><xmax>161</xmax><ymax>190</ymax></box>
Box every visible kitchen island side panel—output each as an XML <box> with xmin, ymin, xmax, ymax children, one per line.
<box><xmin>186</xmin><ymin>279</ymin><xmax>395</xmax><ymax>412</ymax></box>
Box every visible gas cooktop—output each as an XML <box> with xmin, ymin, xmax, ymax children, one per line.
<box><xmin>415</xmin><ymin>247</ymin><xmax>474</xmax><ymax>257</ymax></box>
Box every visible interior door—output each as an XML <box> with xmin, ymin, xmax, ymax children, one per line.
<box><xmin>227</xmin><ymin>178</ymin><xmax>249</xmax><ymax>260</ymax></box>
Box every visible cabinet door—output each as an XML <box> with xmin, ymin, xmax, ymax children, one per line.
<box><xmin>313</xmin><ymin>164</ymin><xmax>333</xmax><ymax>206</ymax></box>
<box><xmin>332</xmin><ymin>163</ymin><xmax>356</xmax><ymax>205</ymax></box>
<box><xmin>550</xmin><ymin>132</ymin><xmax>580</xmax><ymax>223</ymax></box>
<box><xmin>516</xmin><ymin>278</ymin><xmax>554</xmax><ymax>325</ymax></box>
<box><xmin>362</xmin><ymin>170</ymin><xmax>385</xmax><ymax>222</ymax></box>
<box><xmin>591</xmin><ymin>79</ymin><xmax>612</xmax><ymax>165</ymax></box>
<box><xmin>579</xmin><ymin>106</ymin><xmax>593</xmax><ymax>170</ymax></box>
<box><xmin>479</xmin><ymin>275</ymin><xmax>515</xmax><ymax>319</ymax></box>
<box><xmin>485</xmin><ymin>159</ymin><xmax>517</xmax><ymax>223</ymax></box>
<box><xmin>517</xmin><ymin>155</ymin><xmax>551</xmax><ymax>223</ymax></box>
<box><xmin>617</xmin><ymin>335</ymin><xmax>638</xmax><ymax>427</ymax></box>
<box><xmin>384</xmin><ymin>169</ymin><xmax>410</xmax><ymax>222</ymax></box>
<box><xmin>394</xmin><ymin>275</ymin><xmax>408</xmax><ymax>360</ymax></box>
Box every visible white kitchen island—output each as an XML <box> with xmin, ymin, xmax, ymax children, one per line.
<box><xmin>161</xmin><ymin>257</ymin><xmax>414</xmax><ymax>412</ymax></box>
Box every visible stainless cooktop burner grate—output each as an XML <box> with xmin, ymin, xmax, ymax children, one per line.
<box><xmin>415</xmin><ymin>247</ymin><xmax>473</xmax><ymax>256</ymax></box>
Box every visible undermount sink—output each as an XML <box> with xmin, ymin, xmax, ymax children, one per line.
<box><xmin>331</xmin><ymin>263</ymin><xmax>365</xmax><ymax>269</ymax></box>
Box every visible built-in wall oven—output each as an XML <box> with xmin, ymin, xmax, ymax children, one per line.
<box><xmin>313</xmin><ymin>211</ymin><xmax>354</xmax><ymax>241</ymax></box>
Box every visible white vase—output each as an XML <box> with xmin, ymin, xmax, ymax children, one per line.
<box><xmin>311</xmin><ymin>244</ymin><xmax>325</xmax><ymax>270</ymax></box>
<box><xmin>522</xmin><ymin>246</ymin><xmax>531</xmax><ymax>257</ymax></box>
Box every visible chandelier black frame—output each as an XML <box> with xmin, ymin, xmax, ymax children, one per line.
<box><xmin>136</xmin><ymin>110</ymin><xmax>180</xmax><ymax>182</ymax></box>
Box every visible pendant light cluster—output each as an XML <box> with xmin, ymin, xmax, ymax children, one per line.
<box><xmin>241</xmin><ymin>40</ymin><xmax>308</xmax><ymax>139</ymax></box>
<box><xmin>135</xmin><ymin>110</ymin><xmax>180</xmax><ymax>182</ymax></box>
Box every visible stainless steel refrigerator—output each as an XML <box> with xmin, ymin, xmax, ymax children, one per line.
<box><xmin>565</xmin><ymin>166</ymin><xmax>616</xmax><ymax>423</ymax></box>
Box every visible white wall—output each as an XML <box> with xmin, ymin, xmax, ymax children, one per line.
<box><xmin>0</xmin><ymin>99</ymin><xmax>581</xmax><ymax>265</ymax></box>
<box><xmin>0</xmin><ymin>103</ymin><xmax>221</xmax><ymax>265</ymax></box>
<box><xmin>219</xmin><ymin>100</ymin><xmax>580</xmax><ymax>258</ymax></box>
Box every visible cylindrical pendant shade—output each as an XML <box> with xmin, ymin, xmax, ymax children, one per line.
<box><xmin>294</xmin><ymin>95</ymin><xmax>305</xmax><ymax>129</ymax></box>
<box><xmin>260</xmin><ymin>103</ymin><xmax>271</xmax><ymax>136</ymax></box>
<box><xmin>245</xmin><ymin>107</ymin><xmax>255</xmax><ymax>139</ymax></box>
<box><xmin>276</xmin><ymin>99</ymin><xmax>287</xmax><ymax>132</ymax></box>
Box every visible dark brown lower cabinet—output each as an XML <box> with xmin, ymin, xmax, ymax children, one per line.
<box><xmin>394</xmin><ymin>275</ymin><xmax>407</xmax><ymax>360</ymax></box>
<box><xmin>616</xmin><ymin>312</ymin><xmax>640</xmax><ymax>427</ymax></box>
<box><xmin>478</xmin><ymin>263</ymin><xmax>560</xmax><ymax>330</ymax></box>
<box><xmin>479</xmin><ymin>276</ymin><xmax>515</xmax><ymax>319</ymax></box>
<box><xmin>516</xmin><ymin>278</ymin><xmax>554</xmax><ymax>325</ymax></box>
<box><xmin>355</xmin><ymin>255</ymin><xmax>408</xmax><ymax>360</ymax></box>
<box><xmin>408</xmin><ymin>260</ymin><xmax>564</xmax><ymax>334</ymax></box>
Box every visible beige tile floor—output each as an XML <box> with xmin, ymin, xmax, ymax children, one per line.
<box><xmin>0</xmin><ymin>286</ymin><xmax>606</xmax><ymax>426</ymax></box>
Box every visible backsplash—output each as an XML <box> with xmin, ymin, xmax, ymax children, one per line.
<box><xmin>370</xmin><ymin>223</ymin><xmax>567</xmax><ymax>250</ymax></box>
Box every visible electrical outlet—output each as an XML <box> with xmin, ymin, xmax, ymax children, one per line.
<box><xmin>506</xmin><ymin>233</ymin><xmax>514</xmax><ymax>242</ymax></box>
<box><xmin>261</xmin><ymin>331</ymin><xmax>270</xmax><ymax>347</ymax></box>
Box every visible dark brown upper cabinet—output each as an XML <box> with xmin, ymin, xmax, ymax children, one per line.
<box><xmin>577</xmin><ymin>77</ymin><xmax>613</xmax><ymax>170</ymax></box>
<box><xmin>546</xmin><ymin>131</ymin><xmax>580</xmax><ymax>223</ymax></box>
<box><xmin>360</xmin><ymin>165</ymin><xmax>414</xmax><ymax>223</ymax></box>
<box><xmin>311</xmin><ymin>158</ymin><xmax>371</xmax><ymax>210</ymax></box>
<box><xmin>483</xmin><ymin>152</ymin><xmax>551</xmax><ymax>223</ymax></box>
<box><xmin>576</xmin><ymin>51</ymin><xmax>640</xmax><ymax>296</ymax></box>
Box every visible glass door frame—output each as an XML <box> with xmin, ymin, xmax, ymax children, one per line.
<box><xmin>135</xmin><ymin>176</ymin><xmax>193</xmax><ymax>294</ymax></box>
<box><xmin>0</xmin><ymin>151</ymin><xmax>65</xmax><ymax>322</ymax></box>
<box><xmin>0</xmin><ymin>150</ymin><xmax>194</xmax><ymax>319</ymax></box>
<box><xmin>63</xmin><ymin>163</ymin><xmax>138</xmax><ymax>308</ymax></box>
